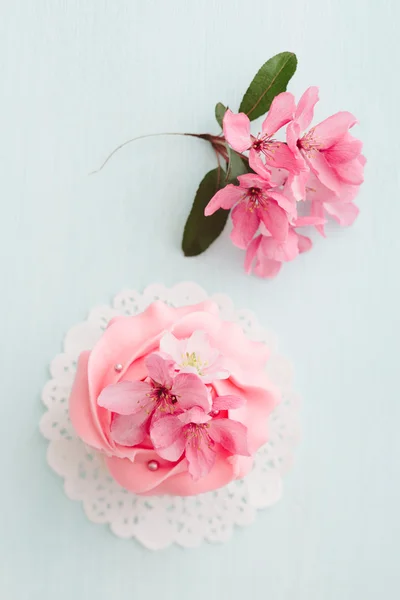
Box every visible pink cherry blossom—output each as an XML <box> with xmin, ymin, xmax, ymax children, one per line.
<box><xmin>223</xmin><ymin>92</ymin><xmax>300</xmax><ymax>174</ymax></box>
<box><xmin>150</xmin><ymin>394</ymin><xmax>249</xmax><ymax>480</ymax></box>
<box><xmin>244</xmin><ymin>223</ymin><xmax>317</xmax><ymax>279</ymax></box>
<box><xmin>287</xmin><ymin>86</ymin><xmax>365</xmax><ymax>199</ymax></box>
<box><xmin>159</xmin><ymin>330</ymin><xmax>229</xmax><ymax>383</ymax></box>
<box><xmin>204</xmin><ymin>171</ymin><xmax>296</xmax><ymax>249</ymax></box>
<box><xmin>305</xmin><ymin>171</ymin><xmax>361</xmax><ymax>236</ymax></box>
<box><xmin>97</xmin><ymin>353</ymin><xmax>210</xmax><ymax>447</ymax></box>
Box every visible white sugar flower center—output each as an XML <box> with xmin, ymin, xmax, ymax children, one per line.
<box><xmin>180</xmin><ymin>351</ymin><xmax>208</xmax><ymax>375</ymax></box>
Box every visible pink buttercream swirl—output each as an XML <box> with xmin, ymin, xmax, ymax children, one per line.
<box><xmin>69</xmin><ymin>300</ymin><xmax>279</xmax><ymax>496</ymax></box>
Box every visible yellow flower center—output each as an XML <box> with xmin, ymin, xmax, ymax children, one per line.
<box><xmin>298</xmin><ymin>128</ymin><xmax>321</xmax><ymax>156</ymax></box>
<box><xmin>180</xmin><ymin>352</ymin><xmax>207</xmax><ymax>375</ymax></box>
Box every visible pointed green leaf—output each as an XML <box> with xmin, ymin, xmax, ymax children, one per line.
<box><xmin>215</xmin><ymin>102</ymin><xmax>227</xmax><ymax>128</ymax></box>
<box><xmin>239</xmin><ymin>52</ymin><xmax>297</xmax><ymax>121</ymax></box>
<box><xmin>182</xmin><ymin>167</ymin><xmax>228</xmax><ymax>257</ymax></box>
<box><xmin>225</xmin><ymin>147</ymin><xmax>250</xmax><ymax>184</ymax></box>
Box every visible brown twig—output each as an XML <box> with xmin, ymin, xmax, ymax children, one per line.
<box><xmin>89</xmin><ymin>131</ymin><xmax>248</xmax><ymax>177</ymax></box>
<box><xmin>90</xmin><ymin>132</ymin><xmax>210</xmax><ymax>175</ymax></box>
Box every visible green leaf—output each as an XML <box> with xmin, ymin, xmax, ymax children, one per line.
<box><xmin>239</xmin><ymin>52</ymin><xmax>297</xmax><ymax>121</ymax></box>
<box><xmin>215</xmin><ymin>102</ymin><xmax>227</xmax><ymax>128</ymax></box>
<box><xmin>225</xmin><ymin>147</ymin><xmax>250</xmax><ymax>184</ymax></box>
<box><xmin>182</xmin><ymin>167</ymin><xmax>228</xmax><ymax>257</ymax></box>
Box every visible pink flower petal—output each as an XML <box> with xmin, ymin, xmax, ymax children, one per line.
<box><xmin>323</xmin><ymin>133</ymin><xmax>363</xmax><ymax>165</ymax></box>
<box><xmin>324</xmin><ymin>201</ymin><xmax>359</xmax><ymax>226</ymax></box>
<box><xmin>178</xmin><ymin>406</ymin><xmax>210</xmax><ymax>425</ymax></box>
<box><xmin>185</xmin><ymin>330</ymin><xmax>218</xmax><ymax>365</ymax></box>
<box><xmin>307</xmin><ymin>151</ymin><xmax>342</xmax><ymax>194</ymax></box>
<box><xmin>177</xmin><ymin>365</ymin><xmax>199</xmax><ymax>377</ymax></box>
<box><xmin>244</xmin><ymin>234</ymin><xmax>285</xmax><ymax>278</ymax></box>
<box><xmin>286</xmin><ymin>120</ymin><xmax>302</xmax><ymax>153</ymax></box>
<box><xmin>286</xmin><ymin>168</ymin><xmax>309</xmax><ymax>201</ymax></box>
<box><xmin>313</xmin><ymin>111</ymin><xmax>357</xmax><ymax>149</ymax></box>
<box><xmin>267</xmin><ymin>190</ymin><xmax>297</xmax><ymax>216</ymax></box>
<box><xmin>223</xmin><ymin>109</ymin><xmax>252</xmax><ymax>152</ymax></box>
<box><xmin>244</xmin><ymin>235</ymin><xmax>262</xmax><ymax>274</ymax></box>
<box><xmin>186</xmin><ymin>435</ymin><xmax>216</xmax><ymax>480</ymax></box>
<box><xmin>268</xmin><ymin>167</ymin><xmax>288</xmax><ymax>187</ymax></box>
<box><xmin>296</xmin><ymin>232</ymin><xmax>313</xmax><ymax>253</ymax></box>
<box><xmin>110</xmin><ymin>412</ymin><xmax>148</xmax><ymax>446</ymax></box>
<box><xmin>208</xmin><ymin>419</ymin><xmax>250</xmax><ymax>456</ymax></box>
<box><xmin>172</xmin><ymin>373</ymin><xmax>210</xmax><ymax>412</ymax></box>
<box><xmin>159</xmin><ymin>331</ymin><xmax>186</xmax><ymax>364</ymax></box>
<box><xmin>258</xmin><ymin>222</ymin><xmax>270</xmax><ymax>236</ymax></box>
<box><xmin>249</xmin><ymin>149</ymin><xmax>272</xmax><ymax>179</ymax></box>
<box><xmin>259</xmin><ymin>203</ymin><xmax>289</xmax><ymax>242</ymax></box>
<box><xmin>230</xmin><ymin>203</ymin><xmax>259</xmax><ymax>249</ymax></box>
<box><xmin>204</xmin><ymin>184</ymin><xmax>244</xmax><ymax>216</ymax></box>
<box><xmin>260</xmin><ymin>229</ymin><xmax>299</xmax><ymax>262</ymax></box>
<box><xmin>264</xmin><ymin>142</ymin><xmax>301</xmax><ymax>173</ymax></box>
<box><xmin>201</xmin><ymin>370</ymin><xmax>230</xmax><ymax>383</ymax></box>
<box><xmin>295</xmin><ymin>86</ymin><xmax>319</xmax><ymax>131</ymax></box>
<box><xmin>155</xmin><ymin>437</ymin><xmax>186</xmax><ymax>462</ymax></box>
<box><xmin>305</xmin><ymin>171</ymin><xmax>336</xmax><ymax>202</ymax></box>
<box><xmin>261</xmin><ymin>92</ymin><xmax>296</xmax><ymax>136</ymax></box>
<box><xmin>237</xmin><ymin>173</ymin><xmax>268</xmax><ymax>188</ymax></box>
<box><xmin>212</xmin><ymin>395</ymin><xmax>246</xmax><ymax>411</ymax></box>
<box><xmin>336</xmin><ymin>181</ymin><xmax>361</xmax><ymax>203</ymax></box>
<box><xmin>150</xmin><ymin>414</ymin><xmax>186</xmax><ymax>461</ymax></box>
<box><xmin>97</xmin><ymin>380</ymin><xmax>151</xmax><ymax>415</ymax></box>
<box><xmin>145</xmin><ymin>353</ymin><xmax>173</xmax><ymax>387</ymax></box>
<box><xmin>151</xmin><ymin>414</ymin><xmax>183</xmax><ymax>446</ymax></box>
<box><xmin>294</xmin><ymin>215</ymin><xmax>326</xmax><ymax>227</ymax></box>
<box><xmin>201</xmin><ymin>356</ymin><xmax>230</xmax><ymax>382</ymax></box>
<box><xmin>255</xmin><ymin>257</ymin><xmax>282</xmax><ymax>279</ymax></box>
<box><xmin>310</xmin><ymin>200</ymin><xmax>326</xmax><ymax>236</ymax></box>
<box><xmin>333</xmin><ymin>156</ymin><xmax>364</xmax><ymax>185</ymax></box>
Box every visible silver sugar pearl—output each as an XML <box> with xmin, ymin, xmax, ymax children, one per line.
<box><xmin>114</xmin><ymin>363</ymin><xmax>123</xmax><ymax>372</ymax></box>
<box><xmin>147</xmin><ymin>460</ymin><xmax>159</xmax><ymax>472</ymax></box>
<box><xmin>211</xmin><ymin>410</ymin><xmax>220</xmax><ymax>417</ymax></box>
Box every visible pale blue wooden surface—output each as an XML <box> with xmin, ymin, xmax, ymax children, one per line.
<box><xmin>1</xmin><ymin>1</ymin><xmax>399</xmax><ymax>598</ymax></box>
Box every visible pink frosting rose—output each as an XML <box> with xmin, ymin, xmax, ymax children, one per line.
<box><xmin>69</xmin><ymin>300</ymin><xmax>279</xmax><ymax>496</ymax></box>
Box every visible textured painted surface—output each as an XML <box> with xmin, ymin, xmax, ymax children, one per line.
<box><xmin>0</xmin><ymin>1</ymin><xmax>399</xmax><ymax>599</ymax></box>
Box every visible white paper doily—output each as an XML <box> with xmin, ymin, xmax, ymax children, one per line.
<box><xmin>40</xmin><ymin>282</ymin><xmax>300</xmax><ymax>549</ymax></box>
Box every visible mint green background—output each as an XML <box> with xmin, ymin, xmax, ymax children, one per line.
<box><xmin>1</xmin><ymin>1</ymin><xmax>399</xmax><ymax>599</ymax></box>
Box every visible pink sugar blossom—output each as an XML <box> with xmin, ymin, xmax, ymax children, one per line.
<box><xmin>150</xmin><ymin>394</ymin><xmax>249</xmax><ymax>480</ymax></box>
<box><xmin>97</xmin><ymin>354</ymin><xmax>210</xmax><ymax>447</ymax></box>
<box><xmin>160</xmin><ymin>330</ymin><xmax>229</xmax><ymax>383</ymax></box>
<box><xmin>287</xmin><ymin>86</ymin><xmax>365</xmax><ymax>199</ymax></box>
<box><xmin>204</xmin><ymin>172</ymin><xmax>296</xmax><ymax>249</ymax></box>
<box><xmin>223</xmin><ymin>92</ymin><xmax>301</xmax><ymax>174</ymax></box>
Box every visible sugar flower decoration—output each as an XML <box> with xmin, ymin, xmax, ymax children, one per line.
<box><xmin>151</xmin><ymin>395</ymin><xmax>248</xmax><ymax>480</ymax></box>
<box><xmin>69</xmin><ymin>301</ymin><xmax>278</xmax><ymax>496</ymax></box>
<box><xmin>160</xmin><ymin>330</ymin><xmax>229</xmax><ymax>382</ymax></box>
<box><xmin>97</xmin><ymin>353</ymin><xmax>211</xmax><ymax>446</ymax></box>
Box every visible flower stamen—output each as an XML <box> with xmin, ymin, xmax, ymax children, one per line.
<box><xmin>181</xmin><ymin>351</ymin><xmax>206</xmax><ymax>376</ymax></box>
<box><xmin>298</xmin><ymin>128</ymin><xmax>321</xmax><ymax>156</ymax></box>
<box><xmin>251</xmin><ymin>134</ymin><xmax>281</xmax><ymax>161</ymax></box>
<box><xmin>244</xmin><ymin>187</ymin><xmax>269</xmax><ymax>212</ymax></box>
<box><xmin>147</xmin><ymin>383</ymin><xmax>179</xmax><ymax>414</ymax></box>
